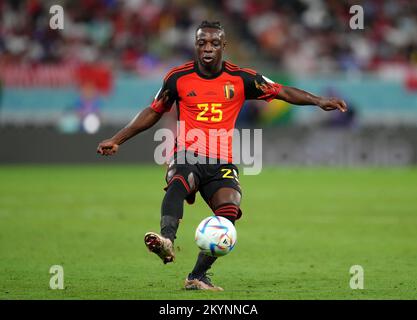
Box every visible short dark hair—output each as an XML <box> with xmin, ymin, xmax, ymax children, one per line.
<box><xmin>196</xmin><ymin>21</ymin><xmax>224</xmax><ymax>33</ymax></box>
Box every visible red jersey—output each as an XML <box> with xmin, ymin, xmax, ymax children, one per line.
<box><xmin>151</xmin><ymin>61</ymin><xmax>282</xmax><ymax>162</ymax></box>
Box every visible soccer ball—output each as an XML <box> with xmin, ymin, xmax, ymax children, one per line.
<box><xmin>195</xmin><ymin>216</ymin><xmax>237</xmax><ymax>257</ymax></box>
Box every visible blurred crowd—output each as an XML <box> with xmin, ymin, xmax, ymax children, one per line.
<box><xmin>224</xmin><ymin>0</ymin><xmax>417</xmax><ymax>75</ymax></box>
<box><xmin>0</xmin><ymin>0</ymin><xmax>416</xmax><ymax>76</ymax></box>
<box><xmin>0</xmin><ymin>0</ymin><xmax>216</xmax><ymax>76</ymax></box>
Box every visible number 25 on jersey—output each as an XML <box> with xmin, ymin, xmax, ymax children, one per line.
<box><xmin>196</xmin><ymin>103</ymin><xmax>223</xmax><ymax>122</ymax></box>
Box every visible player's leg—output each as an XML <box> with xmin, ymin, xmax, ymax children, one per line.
<box><xmin>185</xmin><ymin>186</ymin><xmax>241</xmax><ymax>291</ymax></box>
<box><xmin>145</xmin><ymin>163</ymin><xmax>199</xmax><ymax>264</ymax></box>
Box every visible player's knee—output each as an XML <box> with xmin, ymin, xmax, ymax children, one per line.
<box><xmin>213</xmin><ymin>202</ymin><xmax>240</xmax><ymax>225</ymax></box>
<box><xmin>211</xmin><ymin>187</ymin><xmax>241</xmax><ymax>207</ymax></box>
<box><xmin>210</xmin><ymin>188</ymin><xmax>242</xmax><ymax>224</ymax></box>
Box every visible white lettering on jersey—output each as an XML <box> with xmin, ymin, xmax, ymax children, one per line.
<box><xmin>262</xmin><ymin>75</ymin><xmax>274</xmax><ymax>84</ymax></box>
<box><xmin>154</xmin><ymin>87</ymin><xmax>162</xmax><ymax>100</ymax></box>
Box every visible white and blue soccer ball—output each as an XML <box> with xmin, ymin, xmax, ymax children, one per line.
<box><xmin>195</xmin><ymin>216</ymin><xmax>237</xmax><ymax>257</ymax></box>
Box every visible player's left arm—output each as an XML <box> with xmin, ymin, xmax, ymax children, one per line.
<box><xmin>275</xmin><ymin>85</ymin><xmax>347</xmax><ymax>112</ymax></box>
<box><xmin>244</xmin><ymin>71</ymin><xmax>347</xmax><ymax>113</ymax></box>
<box><xmin>258</xmin><ymin>81</ymin><xmax>347</xmax><ymax>113</ymax></box>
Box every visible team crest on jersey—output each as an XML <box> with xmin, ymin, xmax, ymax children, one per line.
<box><xmin>224</xmin><ymin>82</ymin><xmax>235</xmax><ymax>100</ymax></box>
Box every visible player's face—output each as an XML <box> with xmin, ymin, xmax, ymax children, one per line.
<box><xmin>195</xmin><ymin>28</ymin><xmax>226</xmax><ymax>69</ymax></box>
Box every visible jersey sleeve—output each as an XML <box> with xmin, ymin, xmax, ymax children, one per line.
<box><xmin>241</xmin><ymin>70</ymin><xmax>283</xmax><ymax>102</ymax></box>
<box><xmin>150</xmin><ymin>74</ymin><xmax>178</xmax><ymax>114</ymax></box>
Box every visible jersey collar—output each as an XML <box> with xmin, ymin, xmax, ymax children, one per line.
<box><xmin>194</xmin><ymin>60</ymin><xmax>225</xmax><ymax>79</ymax></box>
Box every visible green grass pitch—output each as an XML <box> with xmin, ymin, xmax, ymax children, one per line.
<box><xmin>1</xmin><ymin>165</ymin><xmax>416</xmax><ymax>300</ymax></box>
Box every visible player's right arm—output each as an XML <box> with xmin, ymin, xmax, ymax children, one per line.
<box><xmin>97</xmin><ymin>106</ymin><xmax>162</xmax><ymax>156</ymax></box>
<box><xmin>97</xmin><ymin>84</ymin><xmax>176</xmax><ymax>156</ymax></box>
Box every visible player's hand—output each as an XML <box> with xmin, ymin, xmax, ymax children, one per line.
<box><xmin>97</xmin><ymin>139</ymin><xmax>119</xmax><ymax>156</ymax></box>
<box><xmin>318</xmin><ymin>97</ymin><xmax>348</xmax><ymax>112</ymax></box>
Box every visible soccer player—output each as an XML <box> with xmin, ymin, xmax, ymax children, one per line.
<box><xmin>97</xmin><ymin>21</ymin><xmax>347</xmax><ymax>291</ymax></box>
